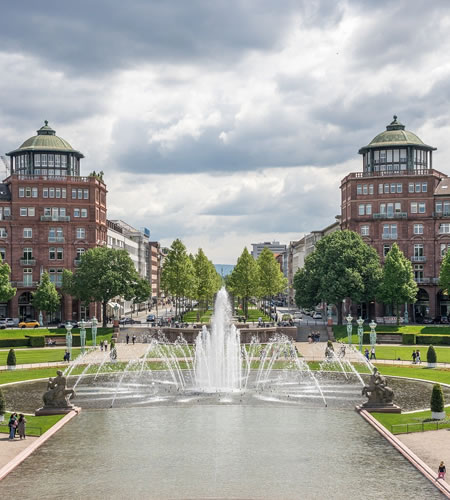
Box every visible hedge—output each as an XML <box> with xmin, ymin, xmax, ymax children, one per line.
<box><xmin>402</xmin><ymin>333</ymin><xmax>416</xmax><ymax>345</ymax></box>
<box><xmin>0</xmin><ymin>338</ymin><xmax>29</xmax><ymax>348</ymax></box>
<box><xmin>28</xmin><ymin>336</ymin><xmax>45</xmax><ymax>347</ymax></box>
<box><xmin>415</xmin><ymin>335</ymin><xmax>450</xmax><ymax>345</ymax></box>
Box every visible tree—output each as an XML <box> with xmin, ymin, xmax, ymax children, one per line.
<box><xmin>257</xmin><ymin>248</ymin><xmax>288</xmax><ymax>312</ymax></box>
<box><xmin>161</xmin><ymin>239</ymin><xmax>196</xmax><ymax>318</ymax></box>
<box><xmin>63</xmin><ymin>247</ymin><xmax>140</xmax><ymax>327</ymax></box>
<box><xmin>427</xmin><ymin>345</ymin><xmax>437</xmax><ymax>365</ymax></box>
<box><xmin>439</xmin><ymin>249</ymin><xmax>450</xmax><ymax>294</ymax></box>
<box><xmin>227</xmin><ymin>247</ymin><xmax>259</xmax><ymax>318</ymax></box>
<box><xmin>293</xmin><ymin>230</ymin><xmax>382</xmax><ymax>324</ymax></box>
<box><xmin>0</xmin><ymin>255</ymin><xmax>16</xmax><ymax>303</ymax></box>
<box><xmin>431</xmin><ymin>383</ymin><xmax>445</xmax><ymax>414</ymax></box>
<box><xmin>377</xmin><ymin>243</ymin><xmax>417</xmax><ymax>325</ymax></box>
<box><xmin>7</xmin><ymin>349</ymin><xmax>16</xmax><ymax>367</ymax></box>
<box><xmin>131</xmin><ymin>278</ymin><xmax>152</xmax><ymax>315</ymax></box>
<box><xmin>194</xmin><ymin>249</ymin><xmax>221</xmax><ymax>317</ymax></box>
<box><xmin>32</xmin><ymin>272</ymin><xmax>60</xmax><ymax>324</ymax></box>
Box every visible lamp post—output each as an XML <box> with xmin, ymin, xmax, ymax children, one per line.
<box><xmin>65</xmin><ymin>322</ymin><xmax>73</xmax><ymax>360</ymax></box>
<box><xmin>38</xmin><ymin>311</ymin><xmax>43</xmax><ymax>327</ymax></box>
<box><xmin>369</xmin><ymin>319</ymin><xmax>377</xmax><ymax>349</ymax></box>
<box><xmin>356</xmin><ymin>316</ymin><xmax>364</xmax><ymax>353</ymax></box>
<box><xmin>114</xmin><ymin>304</ymin><xmax>119</xmax><ymax>321</ymax></box>
<box><xmin>346</xmin><ymin>314</ymin><xmax>353</xmax><ymax>346</ymax></box>
<box><xmin>91</xmin><ymin>316</ymin><xmax>98</xmax><ymax>347</ymax></box>
<box><xmin>404</xmin><ymin>302</ymin><xmax>409</xmax><ymax>324</ymax></box>
<box><xmin>79</xmin><ymin>319</ymin><xmax>86</xmax><ymax>354</ymax></box>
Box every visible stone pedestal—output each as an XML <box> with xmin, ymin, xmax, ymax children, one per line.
<box><xmin>356</xmin><ymin>403</ymin><xmax>401</xmax><ymax>414</ymax></box>
<box><xmin>35</xmin><ymin>406</ymin><xmax>81</xmax><ymax>416</ymax></box>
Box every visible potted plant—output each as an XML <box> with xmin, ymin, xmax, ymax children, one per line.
<box><xmin>6</xmin><ymin>348</ymin><xmax>16</xmax><ymax>370</ymax></box>
<box><xmin>431</xmin><ymin>383</ymin><xmax>446</xmax><ymax>420</ymax></box>
<box><xmin>0</xmin><ymin>388</ymin><xmax>5</xmax><ymax>422</ymax></box>
<box><xmin>427</xmin><ymin>345</ymin><xmax>437</xmax><ymax>368</ymax></box>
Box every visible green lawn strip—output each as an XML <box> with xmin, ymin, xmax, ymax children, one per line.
<box><xmin>246</xmin><ymin>309</ymin><xmax>271</xmax><ymax>322</ymax></box>
<box><xmin>0</xmin><ymin>348</ymin><xmax>82</xmax><ymax>366</ymax></box>
<box><xmin>371</xmin><ymin>408</ymin><xmax>450</xmax><ymax>434</ymax></box>
<box><xmin>369</xmin><ymin>365</ymin><xmax>450</xmax><ymax>384</ymax></box>
<box><xmin>183</xmin><ymin>310</ymin><xmax>213</xmax><ymax>323</ymax></box>
<box><xmin>334</xmin><ymin>325</ymin><xmax>450</xmax><ymax>336</ymax></box>
<box><xmin>0</xmin><ymin>412</ymin><xmax>64</xmax><ymax>436</ymax></box>
<box><xmin>364</xmin><ymin>345</ymin><xmax>450</xmax><ymax>363</ymax></box>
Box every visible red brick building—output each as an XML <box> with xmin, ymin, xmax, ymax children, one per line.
<box><xmin>1</xmin><ymin>121</ymin><xmax>107</xmax><ymax>322</ymax></box>
<box><xmin>340</xmin><ymin>116</ymin><xmax>450</xmax><ymax>321</ymax></box>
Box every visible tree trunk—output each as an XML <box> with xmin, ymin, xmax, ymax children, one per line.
<box><xmin>396</xmin><ymin>302</ymin><xmax>400</xmax><ymax>326</ymax></box>
<box><xmin>102</xmin><ymin>301</ymin><xmax>107</xmax><ymax>328</ymax></box>
<box><xmin>337</xmin><ymin>301</ymin><xmax>343</xmax><ymax>325</ymax></box>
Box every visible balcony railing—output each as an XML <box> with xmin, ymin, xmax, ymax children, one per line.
<box><xmin>343</xmin><ymin>168</ymin><xmax>445</xmax><ymax>180</ymax></box>
<box><xmin>414</xmin><ymin>277</ymin><xmax>430</xmax><ymax>284</ymax></box>
<box><xmin>433</xmin><ymin>211</ymin><xmax>450</xmax><ymax>218</ymax></box>
<box><xmin>74</xmin><ymin>259</ymin><xmax>81</xmax><ymax>267</ymax></box>
<box><xmin>40</xmin><ymin>215</ymin><xmax>71</xmax><ymax>222</ymax></box>
<box><xmin>373</xmin><ymin>212</ymin><xmax>407</xmax><ymax>220</ymax></box>
<box><xmin>11</xmin><ymin>281</ymin><xmax>38</xmax><ymax>288</ymax></box>
<box><xmin>382</xmin><ymin>233</ymin><xmax>398</xmax><ymax>240</ymax></box>
<box><xmin>411</xmin><ymin>256</ymin><xmax>426</xmax><ymax>262</ymax></box>
<box><xmin>432</xmin><ymin>277</ymin><xmax>440</xmax><ymax>284</ymax></box>
<box><xmin>48</xmin><ymin>236</ymin><xmax>65</xmax><ymax>243</ymax></box>
<box><xmin>19</xmin><ymin>258</ymin><xmax>36</xmax><ymax>266</ymax></box>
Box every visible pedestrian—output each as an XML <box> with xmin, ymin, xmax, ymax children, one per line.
<box><xmin>126</xmin><ymin>334</ymin><xmax>129</xmax><ymax>345</ymax></box>
<box><xmin>8</xmin><ymin>412</ymin><xmax>17</xmax><ymax>440</ymax></box>
<box><xmin>364</xmin><ymin>348</ymin><xmax>370</xmax><ymax>360</ymax></box>
<box><xmin>17</xmin><ymin>414</ymin><xmax>27</xmax><ymax>440</ymax></box>
<box><xmin>438</xmin><ymin>461</ymin><xmax>446</xmax><ymax>480</ymax></box>
<box><xmin>132</xmin><ymin>335</ymin><xmax>136</xmax><ymax>345</ymax></box>
<box><xmin>100</xmin><ymin>340</ymin><xmax>104</xmax><ymax>352</ymax></box>
<box><xmin>412</xmin><ymin>350</ymin><xmax>417</xmax><ymax>364</ymax></box>
<box><xmin>416</xmin><ymin>349</ymin><xmax>421</xmax><ymax>364</ymax></box>
<box><xmin>104</xmin><ymin>340</ymin><xmax>108</xmax><ymax>351</ymax></box>
<box><xmin>370</xmin><ymin>347</ymin><xmax>376</xmax><ymax>360</ymax></box>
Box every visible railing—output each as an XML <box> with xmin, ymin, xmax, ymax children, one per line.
<box><xmin>381</xmin><ymin>234</ymin><xmax>398</xmax><ymax>240</ymax></box>
<box><xmin>40</xmin><ymin>215</ymin><xmax>71</xmax><ymax>222</ymax></box>
<box><xmin>414</xmin><ymin>277</ymin><xmax>430</xmax><ymax>284</ymax></box>
<box><xmin>373</xmin><ymin>212</ymin><xmax>407</xmax><ymax>220</ymax></box>
<box><xmin>411</xmin><ymin>256</ymin><xmax>426</xmax><ymax>262</ymax></box>
<box><xmin>11</xmin><ymin>280</ymin><xmax>38</xmax><ymax>287</ymax></box>
<box><xmin>12</xmin><ymin>174</ymin><xmax>91</xmax><ymax>183</ymax></box>
<box><xmin>433</xmin><ymin>211</ymin><xmax>450</xmax><ymax>218</ymax></box>
<box><xmin>19</xmin><ymin>258</ymin><xmax>36</xmax><ymax>266</ymax></box>
<box><xmin>48</xmin><ymin>236</ymin><xmax>65</xmax><ymax>242</ymax></box>
<box><xmin>74</xmin><ymin>259</ymin><xmax>81</xmax><ymax>267</ymax></box>
<box><xmin>344</xmin><ymin>168</ymin><xmax>444</xmax><ymax>180</ymax></box>
<box><xmin>391</xmin><ymin>420</ymin><xmax>450</xmax><ymax>435</ymax></box>
<box><xmin>0</xmin><ymin>424</ymin><xmax>42</xmax><ymax>437</ymax></box>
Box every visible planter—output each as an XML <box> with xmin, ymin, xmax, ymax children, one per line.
<box><xmin>427</xmin><ymin>362</ymin><xmax>437</xmax><ymax>368</ymax></box>
<box><xmin>431</xmin><ymin>411</ymin><xmax>446</xmax><ymax>420</ymax></box>
<box><xmin>7</xmin><ymin>365</ymin><xmax>16</xmax><ymax>370</ymax></box>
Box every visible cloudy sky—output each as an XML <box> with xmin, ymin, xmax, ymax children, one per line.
<box><xmin>1</xmin><ymin>0</ymin><xmax>450</xmax><ymax>263</ymax></box>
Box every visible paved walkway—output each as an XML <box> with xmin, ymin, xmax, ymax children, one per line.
<box><xmin>398</xmin><ymin>429</ymin><xmax>450</xmax><ymax>482</ymax></box>
<box><xmin>0</xmin><ymin>434</ymin><xmax>39</xmax><ymax>470</ymax></box>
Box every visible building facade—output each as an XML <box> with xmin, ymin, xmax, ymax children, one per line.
<box><xmin>340</xmin><ymin>116</ymin><xmax>449</xmax><ymax>320</ymax></box>
<box><xmin>251</xmin><ymin>241</ymin><xmax>286</xmax><ymax>260</ymax></box>
<box><xmin>2</xmin><ymin>121</ymin><xmax>107</xmax><ymax>321</ymax></box>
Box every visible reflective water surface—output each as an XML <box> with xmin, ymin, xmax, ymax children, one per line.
<box><xmin>1</xmin><ymin>406</ymin><xmax>444</xmax><ymax>499</ymax></box>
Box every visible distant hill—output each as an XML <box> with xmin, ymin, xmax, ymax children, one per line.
<box><xmin>214</xmin><ymin>264</ymin><xmax>235</xmax><ymax>276</ymax></box>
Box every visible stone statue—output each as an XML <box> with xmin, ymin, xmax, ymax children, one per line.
<box><xmin>42</xmin><ymin>370</ymin><xmax>75</xmax><ymax>408</ymax></box>
<box><xmin>361</xmin><ymin>367</ymin><xmax>394</xmax><ymax>405</ymax></box>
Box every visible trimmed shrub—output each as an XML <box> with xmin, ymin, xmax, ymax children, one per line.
<box><xmin>431</xmin><ymin>383</ymin><xmax>445</xmax><ymax>413</ymax></box>
<box><xmin>29</xmin><ymin>336</ymin><xmax>45</xmax><ymax>348</ymax></box>
<box><xmin>416</xmin><ymin>335</ymin><xmax>450</xmax><ymax>345</ymax></box>
<box><xmin>0</xmin><ymin>338</ymin><xmax>29</xmax><ymax>348</ymax></box>
<box><xmin>0</xmin><ymin>388</ymin><xmax>5</xmax><ymax>415</ymax></box>
<box><xmin>427</xmin><ymin>345</ymin><xmax>437</xmax><ymax>364</ymax></box>
<box><xmin>402</xmin><ymin>333</ymin><xmax>416</xmax><ymax>345</ymax></box>
<box><xmin>6</xmin><ymin>349</ymin><xmax>16</xmax><ymax>366</ymax></box>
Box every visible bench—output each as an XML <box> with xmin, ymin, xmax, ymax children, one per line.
<box><xmin>45</xmin><ymin>336</ymin><xmax>66</xmax><ymax>346</ymax></box>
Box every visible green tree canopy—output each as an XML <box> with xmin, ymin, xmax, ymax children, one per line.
<box><xmin>293</xmin><ymin>230</ymin><xmax>382</xmax><ymax>324</ymax></box>
<box><xmin>227</xmin><ymin>247</ymin><xmax>259</xmax><ymax>317</ymax></box>
<box><xmin>194</xmin><ymin>249</ymin><xmax>221</xmax><ymax>314</ymax></box>
<box><xmin>257</xmin><ymin>247</ymin><xmax>288</xmax><ymax>299</ymax></box>
<box><xmin>439</xmin><ymin>248</ymin><xmax>450</xmax><ymax>295</ymax></box>
<box><xmin>32</xmin><ymin>272</ymin><xmax>60</xmax><ymax>322</ymax></box>
<box><xmin>161</xmin><ymin>239</ymin><xmax>196</xmax><ymax>317</ymax></box>
<box><xmin>132</xmin><ymin>278</ymin><xmax>152</xmax><ymax>310</ymax></box>
<box><xmin>377</xmin><ymin>243</ymin><xmax>417</xmax><ymax>325</ymax></box>
<box><xmin>0</xmin><ymin>255</ymin><xmax>15</xmax><ymax>303</ymax></box>
<box><xmin>63</xmin><ymin>247</ymin><xmax>140</xmax><ymax>327</ymax></box>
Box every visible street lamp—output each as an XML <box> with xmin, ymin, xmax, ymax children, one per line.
<box><xmin>356</xmin><ymin>316</ymin><xmax>364</xmax><ymax>353</ymax></box>
<box><xmin>91</xmin><ymin>316</ymin><xmax>98</xmax><ymax>347</ymax></box>
<box><xmin>346</xmin><ymin>314</ymin><xmax>353</xmax><ymax>346</ymax></box>
<box><xmin>404</xmin><ymin>302</ymin><xmax>409</xmax><ymax>324</ymax></box>
<box><xmin>65</xmin><ymin>322</ymin><xmax>73</xmax><ymax>360</ymax></box>
<box><xmin>79</xmin><ymin>319</ymin><xmax>86</xmax><ymax>354</ymax></box>
<box><xmin>114</xmin><ymin>304</ymin><xmax>119</xmax><ymax>321</ymax></box>
<box><xmin>369</xmin><ymin>319</ymin><xmax>377</xmax><ymax>350</ymax></box>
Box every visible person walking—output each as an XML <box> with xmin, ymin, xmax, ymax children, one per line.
<box><xmin>364</xmin><ymin>348</ymin><xmax>370</xmax><ymax>360</ymax></box>
<box><xmin>370</xmin><ymin>347</ymin><xmax>376</xmax><ymax>360</ymax></box>
<box><xmin>100</xmin><ymin>340</ymin><xmax>104</xmax><ymax>352</ymax></box>
<box><xmin>8</xmin><ymin>412</ymin><xmax>17</xmax><ymax>440</ymax></box>
<box><xmin>17</xmin><ymin>414</ymin><xmax>27</xmax><ymax>440</ymax></box>
<box><xmin>104</xmin><ymin>340</ymin><xmax>108</xmax><ymax>351</ymax></box>
<box><xmin>416</xmin><ymin>349</ymin><xmax>421</xmax><ymax>364</ymax></box>
<box><xmin>412</xmin><ymin>350</ymin><xmax>417</xmax><ymax>364</ymax></box>
<box><xmin>126</xmin><ymin>334</ymin><xmax>130</xmax><ymax>345</ymax></box>
<box><xmin>132</xmin><ymin>335</ymin><xmax>136</xmax><ymax>345</ymax></box>
<box><xmin>438</xmin><ymin>461</ymin><xmax>446</xmax><ymax>480</ymax></box>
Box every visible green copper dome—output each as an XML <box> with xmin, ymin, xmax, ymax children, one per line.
<box><xmin>359</xmin><ymin>116</ymin><xmax>435</xmax><ymax>153</ymax></box>
<box><xmin>7</xmin><ymin>121</ymin><xmax>84</xmax><ymax>157</ymax></box>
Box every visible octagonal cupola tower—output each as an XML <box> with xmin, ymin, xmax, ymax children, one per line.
<box><xmin>6</xmin><ymin>121</ymin><xmax>84</xmax><ymax>177</ymax></box>
<box><xmin>358</xmin><ymin>116</ymin><xmax>436</xmax><ymax>174</ymax></box>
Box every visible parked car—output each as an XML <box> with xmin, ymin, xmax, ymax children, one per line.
<box><xmin>312</xmin><ymin>311</ymin><xmax>323</xmax><ymax>320</ymax></box>
<box><xmin>293</xmin><ymin>312</ymin><xmax>303</xmax><ymax>320</ymax></box>
<box><xmin>146</xmin><ymin>314</ymin><xmax>156</xmax><ymax>322</ymax></box>
<box><xmin>19</xmin><ymin>320</ymin><xmax>40</xmax><ymax>328</ymax></box>
<box><xmin>422</xmin><ymin>317</ymin><xmax>434</xmax><ymax>324</ymax></box>
<box><xmin>58</xmin><ymin>320</ymin><xmax>79</xmax><ymax>329</ymax></box>
<box><xmin>119</xmin><ymin>317</ymin><xmax>141</xmax><ymax>325</ymax></box>
<box><xmin>4</xmin><ymin>318</ymin><xmax>18</xmax><ymax>328</ymax></box>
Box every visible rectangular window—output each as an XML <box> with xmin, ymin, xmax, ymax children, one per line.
<box><xmin>390</xmin><ymin>184</ymin><xmax>396</xmax><ymax>193</ymax></box>
<box><xmin>28</xmin><ymin>207</ymin><xmax>35</xmax><ymax>216</ymax></box>
<box><xmin>397</xmin><ymin>184</ymin><xmax>402</xmax><ymax>193</ymax></box>
<box><xmin>387</xmin><ymin>203</ymin><xmax>394</xmax><ymax>215</ymax></box>
<box><xmin>0</xmin><ymin>247</ymin><xmax>5</xmax><ymax>260</ymax></box>
<box><xmin>49</xmin><ymin>188</ymin><xmax>55</xmax><ymax>198</ymax></box>
<box><xmin>76</xmin><ymin>248</ymin><xmax>86</xmax><ymax>259</ymax></box>
<box><xmin>415</xmin><ymin>183</ymin><xmax>421</xmax><ymax>193</ymax></box>
<box><xmin>419</xmin><ymin>202</ymin><xmax>426</xmax><ymax>213</ymax></box>
<box><xmin>23</xmin><ymin>268</ymin><xmax>33</xmax><ymax>285</ymax></box>
<box><xmin>78</xmin><ymin>189</ymin><xmax>83</xmax><ymax>199</ymax></box>
<box><xmin>384</xmin><ymin>184</ymin><xmax>389</xmax><ymax>193</ymax></box>
<box><xmin>32</xmin><ymin>187</ymin><xmax>38</xmax><ymax>198</ymax></box>
<box><xmin>49</xmin><ymin>247</ymin><xmax>56</xmax><ymax>260</ymax></box>
<box><xmin>76</xmin><ymin>227</ymin><xmax>86</xmax><ymax>239</ymax></box>
<box><xmin>23</xmin><ymin>228</ymin><xmax>32</xmax><ymax>238</ymax></box>
<box><xmin>391</xmin><ymin>224</ymin><xmax>397</xmax><ymax>238</ymax></box>
<box><xmin>378</xmin><ymin>184</ymin><xmax>383</xmax><ymax>194</ymax></box>
<box><xmin>44</xmin><ymin>207</ymin><xmax>51</xmax><ymax>216</ymax></box>
<box><xmin>56</xmin><ymin>247</ymin><xmax>63</xmax><ymax>259</ymax></box>
<box><xmin>363</xmin><ymin>185</ymin><xmax>368</xmax><ymax>195</ymax></box>
<box><xmin>62</xmin><ymin>188</ymin><xmax>66</xmax><ymax>198</ymax></box>
<box><xmin>439</xmin><ymin>224</ymin><xmax>450</xmax><ymax>234</ymax></box>
<box><xmin>48</xmin><ymin>154</ymin><xmax>54</xmax><ymax>167</ymax></box>
<box><xmin>60</xmin><ymin>207</ymin><xmax>66</xmax><ymax>217</ymax></box>
<box><xmin>25</xmin><ymin>187</ymin><xmax>31</xmax><ymax>197</ymax></box>
<box><xmin>0</xmin><ymin>228</ymin><xmax>7</xmax><ymax>238</ymax></box>
<box><xmin>72</xmin><ymin>189</ymin><xmax>77</xmax><ymax>199</ymax></box>
<box><xmin>444</xmin><ymin>201</ymin><xmax>450</xmax><ymax>215</ymax></box>
<box><xmin>369</xmin><ymin>184</ymin><xmax>373</xmax><ymax>195</ymax></box>
<box><xmin>19</xmin><ymin>188</ymin><xmax>24</xmax><ymax>198</ymax></box>
<box><xmin>55</xmin><ymin>155</ymin><xmax>60</xmax><ymax>167</ymax></box>
<box><xmin>81</xmin><ymin>208</ymin><xmax>87</xmax><ymax>218</ymax></box>
<box><xmin>409</xmin><ymin>183</ymin><xmax>414</xmax><ymax>193</ymax></box>
<box><xmin>357</xmin><ymin>185</ymin><xmax>362</xmax><ymax>195</ymax></box>
<box><xmin>34</xmin><ymin>154</ymin><xmax>40</xmax><ymax>167</ymax></box>
<box><xmin>422</xmin><ymin>183</ymin><xmax>427</xmax><ymax>192</ymax></box>
<box><xmin>73</xmin><ymin>208</ymin><xmax>80</xmax><ymax>217</ymax></box>
<box><xmin>411</xmin><ymin>202</ymin><xmax>418</xmax><ymax>214</ymax></box>
<box><xmin>383</xmin><ymin>244</ymin><xmax>390</xmax><ymax>257</ymax></box>
<box><xmin>360</xmin><ymin>225</ymin><xmax>369</xmax><ymax>236</ymax></box>
<box><xmin>441</xmin><ymin>243</ymin><xmax>450</xmax><ymax>257</ymax></box>
<box><xmin>358</xmin><ymin>204</ymin><xmax>365</xmax><ymax>216</ymax></box>
<box><xmin>83</xmin><ymin>189</ymin><xmax>89</xmax><ymax>199</ymax></box>
<box><xmin>41</xmin><ymin>154</ymin><xmax>47</xmax><ymax>167</ymax></box>
<box><xmin>414</xmin><ymin>224</ymin><xmax>424</xmax><ymax>235</ymax></box>
<box><xmin>20</xmin><ymin>207</ymin><xmax>27</xmax><ymax>216</ymax></box>
<box><xmin>395</xmin><ymin>202</ymin><xmax>401</xmax><ymax>212</ymax></box>
<box><xmin>414</xmin><ymin>244</ymin><xmax>424</xmax><ymax>257</ymax></box>
<box><xmin>380</xmin><ymin>203</ymin><xmax>386</xmax><ymax>214</ymax></box>
<box><xmin>43</xmin><ymin>188</ymin><xmax>48</xmax><ymax>198</ymax></box>
<box><xmin>436</xmin><ymin>202</ymin><xmax>443</xmax><ymax>213</ymax></box>
<box><xmin>55</xmin><ymin>188</ymin><xmax>61</xmax><ymax>199</ymax></box>
<box><xmin>366</xmin><ymin>204</ymin><xmax>372</xmax><ymax>215</ymax></box>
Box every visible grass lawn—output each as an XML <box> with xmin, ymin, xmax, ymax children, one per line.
<box><xmin>366</xmin><ymin>345</ymin><xmax>450</xmax><ymax>363</ymax></box>
<box><xmin>334</xmin><ymin>325</ymin><xmax>450</xmax><ymax>336</ymax></box>
<box><xmin>372</xmin><ymin>408</ymin><xmax>450</xmax><ymax>434</ymax></box>
<box><xmin>0</xmin><ymin>348</ymin><xmax>82</xmax><ymax>366</ymax></box>
<box><xmin>246</xmin><ymin>309</ymin><xmax>271</xmax><ymax>322</ymax></box>
<box><xmin>183</xmin><ymin>310</ymin><xmax>213</xmax><ymax>323</ymax></box>
<box><xmin>0</xmin><ymin>412</ymin><xmax>64</xmax><ymax>436</ymax></box>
